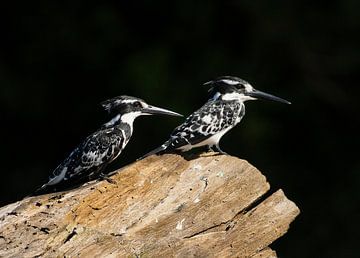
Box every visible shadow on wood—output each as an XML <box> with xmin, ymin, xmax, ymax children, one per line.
<box><xmin>0</xmin><ymin>153</ymin><xmax>299</xmax><ymax>257</ymax></box>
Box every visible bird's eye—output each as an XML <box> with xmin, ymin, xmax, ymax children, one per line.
<box><xmin>235</xmin><ymin>84</ymin><xmax>244</xmax><ymax>89</ymax></box>
<box><xmin>134</xmin><ymin>102</ymin><xmax>143</xmax><ymax>108</ymax></box>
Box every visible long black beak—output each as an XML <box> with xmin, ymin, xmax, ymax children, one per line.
<box><xmin>247</xmin><ymin>89</ymin><xmax>291</xmax><ymax>104</ymax></box>
<box><xmin>142</xmin><ymin>105</ymin><xmax>183</xmax><ymax>117</ymax></box>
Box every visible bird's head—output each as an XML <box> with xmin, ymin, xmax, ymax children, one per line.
<box><xmin>101</xmin><ymin>95</ymin><xmax>182</xmax><ymax>124</ymax></box>
<box><xmin>205</xmin><ymin>76</ymin><xmax>291</xmax><ymax>104</ymax></box>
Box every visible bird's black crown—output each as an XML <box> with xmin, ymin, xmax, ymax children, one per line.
<box><xmin>101</xmin><ymin>95</ymin><xmax>146</xmax><ymax>114</ymax></box>
<box><xmin>205</xmin><ymin>76</ymin><xmax>251</xmax><ymax>95</ymax></box>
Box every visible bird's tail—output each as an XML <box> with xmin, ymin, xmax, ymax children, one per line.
<box><xmin>25</xmin><ymin>183</ymin><xmax>50</xmax><ymax>197</ymax></box>
<box><xmin>139</xmin><ymin>141</ymin><xmax>171</xmax><ymax>160</ymax></box>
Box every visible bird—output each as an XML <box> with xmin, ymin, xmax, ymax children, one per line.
<box><xmin>141</xmin><ymin>76</ymin><xmax>291</xmax><ymax>158</ymax></box>
<box><xmin>35</xmin><ymin>95</ymin><xmax>182</xmax><ymax>194</ymax></box>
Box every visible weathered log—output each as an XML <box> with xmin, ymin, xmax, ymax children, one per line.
<box><xmin>0</xmin><ymin>153</ymin><xmax>299</xmax><ymax>257</ymax></box>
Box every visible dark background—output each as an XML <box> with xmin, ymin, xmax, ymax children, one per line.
<box><xmin>1</xmin><ymin>1</ymin><xmax>359</xmax><ymax>257</ymax></box>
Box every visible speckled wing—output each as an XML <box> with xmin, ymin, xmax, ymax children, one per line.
<box><xmin>165</xmin><ymin>100</ymin><xmax>242</xmax><ymax>150</ymax></box>
<box><xmin>48</xmin><ymin>127</ymin><xmax>124</xmax><ymax>185</ymax></box>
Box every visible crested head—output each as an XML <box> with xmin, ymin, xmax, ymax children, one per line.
<box><xmin>101</xmin><ymin>96</ymin><xmax>147</xmax><ymax>126</ymax></box>
<box><xmin>204</xmin><ymin>76</ymin><xmax>291</xmax><ymax>104</ymax></box>
<box><xmin>101</xmin><ymin>95</ymin><xmax>182</xmax><ymax>126</ymax></box>
<box><xmin>205</xmin><ymin>76</ymin><xmax>255</xmax><ymax>102</ymax></box>
<box><xmin>101</xmin><ymin>95</ymin><xmax>147</xmax><ymax>114</ymax></box>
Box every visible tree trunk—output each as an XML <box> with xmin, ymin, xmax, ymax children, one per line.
<box><xmin>0</xmin><ymin>153</ymin><xmax>299</xmax><ymax>257</ymax></box>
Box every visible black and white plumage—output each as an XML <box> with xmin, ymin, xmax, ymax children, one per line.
<box><xmin>141</xmin><ymin>76</ymin><xmax>291</xmax><ymax>157</ymax></box>
<box><xmin>36</xmin><ymin>96</ymin><xmax>182</xmax><ymax>193</ymax></box>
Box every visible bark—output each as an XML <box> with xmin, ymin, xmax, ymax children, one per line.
<box><xmin>0</xmin><ymin>153</ymin><xmax>299</xmax><ymax>258</ymax></box>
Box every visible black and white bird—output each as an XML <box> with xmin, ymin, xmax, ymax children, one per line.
<box><xmin>141</xmin><ymin>76</ymin><xmax>290</xmax><ymax>157</ymax></box>
<box><xmin>35</xmin><ymin>95</ymin><xmax>182</xmax><ymax>194</ymax></box>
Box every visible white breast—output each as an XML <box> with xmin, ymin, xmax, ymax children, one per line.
<box><xmin>178</xmin><ymin>126</ymin><xmax>234</xmax><ymax>151</ymax></box>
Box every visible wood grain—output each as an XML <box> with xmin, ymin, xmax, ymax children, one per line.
<box><xmin>0</xmin><ymin>153</ymin><xmax>299</xmax><ymax>257</ymax></box>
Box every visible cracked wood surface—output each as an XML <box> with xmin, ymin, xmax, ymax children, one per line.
<box><xmin>0</xmin><ymin>153</ymin><xmax>299</xmax><ymax>257</ymax></box>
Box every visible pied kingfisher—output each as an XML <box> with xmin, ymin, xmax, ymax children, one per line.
<box><xmin>141</xmin><ymin>76</ymin><xmax>290</xmax><ymax>157</ymax></box>
<box><xmin>36</xmin><ymin>95</ymin><xmax>182</xmax><ymax>193</ymax></box>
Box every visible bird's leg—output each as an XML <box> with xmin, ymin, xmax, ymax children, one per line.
<box><xmin>207</xmin><ymin>145</ymin><xmax>215</xmax><ymax>152</ymax></box>
<box><xmin>213</xmin><ymin>144</ymin><xmax>228</xmax><ymax>155</ymax></box>
<box><xmin>93</xmin><ymin>164</ymin><xmax>116</xmax><ymax>184</ymax></box>
<box><xmin>98</xmin><ymin>173</ymin><xmax>117</xmax><ymax>184</ymax></box>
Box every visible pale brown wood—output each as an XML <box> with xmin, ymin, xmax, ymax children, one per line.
<box><xmin>251</xmin><ymin>248</ymin><xmax>277</xmax><ymax>258</ymax></box>
<box><xmin>0</xmin><ymin>153</ymin><xmax>299</xmax><ymax>257</ymax></box>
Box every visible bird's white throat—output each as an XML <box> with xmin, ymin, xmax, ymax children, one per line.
<box><xmin>220</xmin><ymin>92</ymin><xmax>255</xmax><ymax>102</ymax></box>
<box><xmin>104</xmin><ymin>112</ymin><xmax>142</xmax><ymax>128</ymax></box>
<box><xmin>120</xmin><ymin>112</ymin><xmax>142</xmax><ymax>124</ymax></box>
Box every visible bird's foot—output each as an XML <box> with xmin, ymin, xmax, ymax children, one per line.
<box><xmin>213</xmin><ymin>145</ymin><xmax>228</xmax><ymax>155</ymax></box>
<box><xmin>98</xmin><ymin>173</ymin><xmax>116</xmax><ymax>184</ymax></box>
<box><xmin>207</xmin><ymin>146</ymin><xmax>215</xmax><ymax>153</ymax></box>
